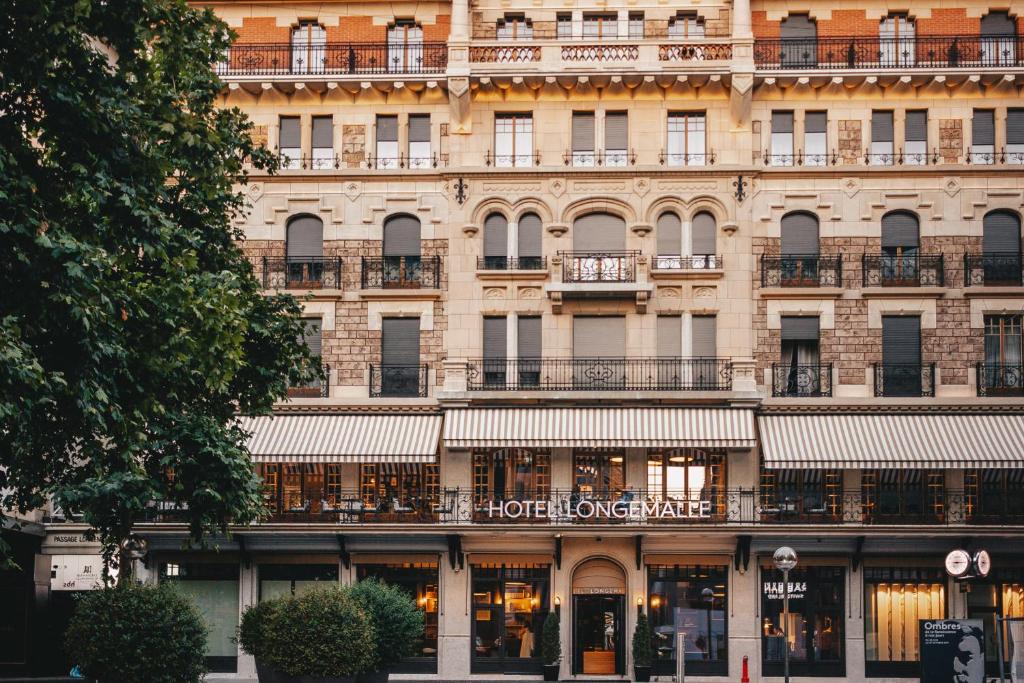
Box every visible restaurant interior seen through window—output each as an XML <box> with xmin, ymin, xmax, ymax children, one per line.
<box><xmin>966</xmin><ymin>568</ymin><xmax>1024</xmax><ymax>672</ymax></box>
<box><xmin>574</xmin><ymin>450</ymin><xmax>624</xmax><ymax>496</ymax></box>
<box><xmin>472</xmin><ymin>563</ymin><xmax>551</xmax><ymax>673</ymax></box>
<box><xmin>761</xmin><ymin>565</ymin><xmax>845</xmax><ymax>677</ymax></box>
<box><xmin>647</xmin><ymin>450</ymin><xmax>725</xmax><ymax>513</ymax></box>
<box><xmin>473</xmin><ymin>449</ymin><xmax>551</xmax><ymax>504</ymax></box>
<box><xmin>357</xmin><ymin>562</ymin><xmax>439</xmax><ymax>671</ymax></box>
<box><xmin>864</xmin><ymin>567</ymin><xmax>945</xmax><ymax>677</ymax></box>
<box><xmin>759</xmin><ymin>468</ymin><xmax>842</xmax><ymax>520</ymax></box>
<box><xmin>648</xmin><ymin>564</ymin><xmax>728</xmax><ymax>675</ymax></box>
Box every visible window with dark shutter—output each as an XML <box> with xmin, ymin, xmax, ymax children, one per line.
<box><xmin>408</xmin><ymin>115</ymin><xmax>430</xmax><ymax>143</ymax></box>
<box><xmin>905</xmin><ymin>111</ymin><xmax>927</xmax><ymax>141</ymax></box>
<box><xmin>572</xmin><ymin>112</ymin><xmax>595</xmax><ymax>152</ymax></box>
<box><xmin>656</xmin><ymin>212</ymin><xmax>682</xmax><ymax>256</ymax></box>
<box><xmin>691</xmin><ymin>212</ymin><xmax>717</xmax><ymax>256</ymax></box>
<box><xmin>691</xmin><ymin>315</ymin><xmax>717</xmax><ymax>357</ymax></box>
<box><xmin>383</xmin><ymin>214</ymin><xmax>421</xmax><ymax>257</ymax></box>
<box><xmin>657</xmin><ymin>316</ymin><xmax>682</xmax><ymax>358</ymax></box>
<box><xmin>517</xmin><ymin>316</ymin><xmax>542</xmax><ymax>359</ymax></box>
<box><xmin>882</xmin><ymin>316</ymin><xmax>921</xmax><ymax>366</ymax></box>
<box><xmin>518</xmin><ymin>213</ymin><xmax>543</xmax><ymax>261</ymax></box>
<box><xmin>286</xmin><ymin>215</ymin><xmax>324</xmax><ymax>257</ymax></box>
<box><xmin>805</xmin><ymin>112</ymin><xmax>826</xmax><ymax>135</ymax></box>
<box><xmin>377</xmin><ymin>115</ymin><xmax>399</xmax><ymax>143</ymax></box>
<box><xmin>279</xmin><ymin>117</ymin><xmax>300</xmax><ymax>149</ymax></box>
<box><xmin>772</xmin><ymin>111</ymin><xmax>794</xmax><ymax>134</ymax></box>
<box><xmin>1008</xmin><ymin>110</ymin><xmax>1024</xmax><ymax>145</ymax></box>
<box><xmin>381</xmin><ymin>318</ymin><xmax>420</xmax><ymax>367</ymax></box>
<box><xmin>984</xmin><ymin>211</ymin><xmax>1022</xmax><ymax>254</ymax></box>
<box><xmin>981</xmin><ymin>11</ymin><xmax>1015</xmax><ymax>36</ymax></box>
<box><xmin>781</xmin><ymin>316</ymin><xmax>820</xmax><ymax>341</ymax></box>
<box><xmin>779</xmin><ymin>15</ymin><xmax>817</xmax><ymax>67</ymax></box>
<box><xmin>605</xmin><ymin>112</ymin><xmax>628</xmax><ymax>150</ymax></box>
<box><xmin>483</xmin><ymin>213</ymin><xmax>509</xmax><ymax>263</ymax></box>
<box><xmin>573</xmin><ymin>316</ymin><xmax>625</xmax><ymax>357</ymax></box>
<box><xmin>483</xmin><ymin>316</ymin><xmax>507</xmax><ymax>360</ymax></box>
<box><xmin>780</xmin><ymin>212</ymin><xmax>819</xmax><ymax>255</ymax></box>
<box><xmin>872</xmin><ymin>111</ymin><xmax>894</xmax><ymax>143</ymax></box>
<box><xmin>312</xmin><ymin>117</ymin><xmax>332</xmax><ymax>149</ymax></box>
<box><xmin>301</xmin><ymin>318</ymin><xmax>323</xmax><ymax>358</ymax></box>
<box><xmin>973</xmin><ymin>110</ymin><xmax>995</xmax><ymax>146</ymax></box>
<box><xmin>573</xmin><ymin>213</ymin><xmax>626</xmax><ymax>252</ymax></box>
<box><xmin>780</xmin><ymin>14</ymin><xmax>816</xmax><ymax>40</ymax></box>
<box><xmin>881</xmin><ymin>212</ymin><xmax>920</xmax><ymax>249</ymax></box>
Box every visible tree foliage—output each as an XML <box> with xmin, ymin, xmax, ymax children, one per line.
<box><xmin>0</xmin><ymin>0</ymin><xmax>318</xmax><ymax>571</ymax></box>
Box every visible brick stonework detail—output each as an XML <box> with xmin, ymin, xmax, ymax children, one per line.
<box><xmin>752</xmin><ymin>11</ymin><xmax>780</xmax><ymax>40</ymax></box>
<box><xmin>917</xmin><ymin>9</ymin><xmax>980</xmax><ymax>36</ymax></box>
<box><xmin>940</xmin><ymin>119</ymin><xmax>963</xmax><ymax>164</ymax></box>
<box><xmin>927</xmin><ymin>299</ymin><xmax>983</xmax><ymax>385</ymax></box>
<box><xmin>343</xmin><ymin>125</ymin><xmax>366</xmax><ymax>168</ymax></box>
<box><xmin>838</xmin><ymin>121</ymin><xmax>862</xmax><ymax>165</ymax></box>
<box><xmin>236</xmin><ymin>15</ymin><xmax>450</xmax><ymax>45</ymax></box>
<box><xmin>818</xmin><ymin>10</ymin><xmax>878</xmax><ymax>39</ymax></box>
<box><xmin>250</xmin><ymin>125</ymin><xmax>268</xmax><ymax>148</ymax></box>
<box><xmin>235</xmin><ymin>17</ymin><xmax>290</xmax><ymax>44</ymax></box>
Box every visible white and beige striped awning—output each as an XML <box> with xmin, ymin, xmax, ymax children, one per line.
<box><xmin>239</xmin><ymin>414</ymin><xmax>442</xmax><ymax>463</ymax></box>
<box><xmin>759</xmin><ymin>413</ymin><xmax>1024</xmax><ymax>469</ymax></box>
<box><xmin>443</xmin><ymin>407</ymin><xmax>755</xmax><ymax>448</ymax></box>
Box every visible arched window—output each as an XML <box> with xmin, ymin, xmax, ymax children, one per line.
<box><xmin>691</xmin><ymin>211</ymin><xmax>717</xmax><ymax>267</ymax></box>
<box><xmin>387</xmin><ymin>19</ymin><xmax>424</xmax><ymax>73</ymax></box>
<box><xmin>517</xmin><ymin>213</ymin><xmax>543</xmax><ymax>269</ymax></box>
<box><xmin>571</xmin><ymin>212</ymin><xmax>628</xmax><ymax>282</ymax></box>
<box><xmin>291</xmin><ymin>21</ymin><xmax>326</xmax><ymax>74</ymax></box>
<box><xmin>879</xmin><ymin>211</ymin><xmax>921</xmax><ymax>285</ymax></box>
<box><xmin>779</xmin><ymin>14</ymin><xmax>817</xmax><ymax>68</ymax></box>
<box><xmin>980</xmin><ymin>210</ymin><xmax>1023</xmax><ymax>285</ymax></box>
<box><xmin>779</xmin><ymin>212</ymin><xmax>821</xmax><ymax>287</ymax></box>
<box><xmin>381</xmin><ymin>214</ymin><xmax>423</xmax><ymax>287</ymax></box>
<box><xmin>656</xmin><ymin>211</ymin><xmax>682</xmax><ymax>261</ymax></box>
<box><xmin>482</xmin><ymin>213</ymin><xmax>508</xmax><ymax>269</ymax></box>
<box><xmin>981</xmin><ymin>11</ymin><xmax>1017</xmax><ymax>66</ymax></box>
<box><xmin>880</xmin><ymin>14</ymin><xmax>915</xmax><ymax>67</ymax></box>
<box><xmin>285</xmin><ymin>215</ymin><xmax>324</xmax><ymax>286</ymax></box>
<box><xmin>573</xmin><ymin>212</ymin><xmax>626</xmax><ymax>252</ymax></box>
<box><xmin>881</xmin><ymin>211</ymin><xmax>920</xmax><ymax>255</ymax></box>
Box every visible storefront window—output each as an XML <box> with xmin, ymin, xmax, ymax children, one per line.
<box><xmin>360</xmin><ymin>463</ymin><xmax>439</xmax><ymax>516</ymax></box>
<box><xmin>647</xmin><ymin>450</ymin><xmax>726</xmax><ymax>516</ymax></box>
<box><xmin>966</xmin><ymin>568</ymin><xmax>1024</xmax><ymax>673</ymax></box>
<box><xmin>160</xmin><ymin>563</ymin><xmax>240</xmax><ymax>672</ymax></box>
<box><xmin>259</xmin><ymin>564</ymin><xmax>338</xmax><ymax>601</ymax></box>
<box><xmin>862</xmin><ymin>469</ymin><xmax>945</xmax><ymax>522</ymax></box>
<box><xmin>471</xmin><ymin>563</ymin><xmax>551</xmax><ymax>673</ymax></box>
<box><xmin>356</xmin><ymin>562</ymin><xmax>439</xmax><ymax>672</ymax></box>
<box><xmin>473</xmin><ymin>449</ymin><xmax>550</xmax><ymax>505</ymax></box>
<box><xmin>257</xmin><ymin>463</ymin><xmax>345</xmax><ymax>516</ymax></box>
<box><xmin>864</xmin><ymin>567</ymin><xmax>946</xmax><ymax>677</ymax></box>
<box><xmin>574</xmin><ymin>450</ymin><xmax>624</xmax><ymax>497</ymax></box>
<box><xmin>647</xmin><ymin>564</ymin><xmax>728</xmax><ymax>675</ymax></box>
<box><xmin>761</xmin><ymin>566</ymin><xmax>845</xmax><ymax>677</ymax></box>
<box><xmin>965</xmin><ymin>469</ymin><xmax>1024</xmax><ymax>522</ymax></box>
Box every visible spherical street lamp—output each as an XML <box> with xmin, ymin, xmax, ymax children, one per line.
<box><xmin>773</xmin><ymin>547</ymin><xmax>798</xmax><ymax>683</ymax></box>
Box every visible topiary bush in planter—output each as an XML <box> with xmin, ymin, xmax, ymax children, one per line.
<box><xmin>631</xmin><ymin>612</ymin><xmax>654</xmax><ymax>682</ymax></box>
<box><xmin>65</xmin><ymin>583</ymin><xmax>208</xmax><ymax>683</ymax></box>
<box><xmin>541</xmin><ymin>610</ymin><xmax>561</xmax><ymax>681</ymax></box>
<box><xmin>348</xmin><ymin>578</ymin><xmax>425</xmax><ymax>678</ymax></box>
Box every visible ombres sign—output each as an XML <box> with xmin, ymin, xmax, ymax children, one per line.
<box><xmin>485</xmin><ymin>498</ymin><xmax>713</xmax><ymax>520</ymax></box>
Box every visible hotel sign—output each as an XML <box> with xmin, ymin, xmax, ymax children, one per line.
<box><xmin>484</xmin><ymin>498</ymin><xmax>712</xmax><ymax>520</ymax></box>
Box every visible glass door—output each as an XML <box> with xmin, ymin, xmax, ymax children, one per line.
<box><xmin>573</xmin><ymin>595</ymin><xmax>624</xmax><ymax>675</ymax></box>
<box><xmin>388</xmin><ymin>21</ymin><xmax>423</xmax><ymax>72</ymax></box>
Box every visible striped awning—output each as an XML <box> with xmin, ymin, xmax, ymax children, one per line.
<box><xmin>758</xmin><ymin>413</ymin><xmax>1024</xmax><ymax>469</ymax></box>
<box><xmin>443</xmin><ymin>407</ymin><xmax>755</xmax><ymax>448</ymax></box>
<box><xmin>239</xmin><ymin>414</ymin><xmax>441</xmax><ymax>463</ymax></box>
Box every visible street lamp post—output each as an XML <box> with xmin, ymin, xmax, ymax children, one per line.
<box><xmin>773</xmin><ymin>546</ymin><xmax>799</xmax><ymax>683</ymax></box>
<box><xmin>701</xmin><ymin>587</ymin><xmax>714</xmax><ymax>661</ymax></box>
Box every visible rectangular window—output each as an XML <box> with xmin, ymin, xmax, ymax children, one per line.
<box><xmin>881</xmin><ymin>315</ymin><xmax>922</xmax><ymax>396</ymax></box>
<box><xmin>497</xmin><ymin>13</ymin><xmax>532</xmax><ymax>41</ymax></box>
<box><xmin>904</xmin><ymin>110</ymin><xmax>928</xmax><ymax>165</ymax></box>
<box><xmin>160</xmin><ymin>564</ymin><xmax>240</xmax><ymax>673</ymax></box>
<box><xmin>408</xmin><ymin>114</ymin><xmax>431</xmax><ymax>169</ymax></box>
<box><xmin>356</xmin><ymin>563</ymin><xmax>439</xmax><ymax>667</ymax></box>
<box><xmin>1007</xmin><ymin>109</ymin><xmax>1024</xmax><ymax>164</ymax></box>
<box><xmin>648</xmin><ymin>565</ymin><xmax>728</xmax><ymax>675</ymax></box>
<box><xmin>758</xmin><ymin>469</ymin><xmax>842</xmax><ymax>520</ymax></box>
<box><xmin>647</xmin><ymin>451</ymin><xmax>725</xmax><ymax>511</ymax></box>
<box><xmin>289</xmin><ymin>318</ymin><xmax>323</xmax><ymax>397</ymax></box>
<box><xmin>605</xmin><ymin>112</ymin><xmax>628</xmax><ymax>167</ymax></box>
<box><xmin>471</xmin><ymin>564</ymin><xmax>551</xmax><ymax>673</ymax></box>
<box><xmin>972</xmin><ymin>109</ymin><xmax>996</xmax><ymax>164</ymax></box>
<box><xmin>573</xmin><ymin>450</ymin><xmax>624</xmax><ymax>495</ymax></box>
<box><xmin>583</xmin><ymin>13</ymin><xmax>618</xmax><ymax>39</ymax></box>
<box><xmin>628</xmin><ymin>12</ymin><xmax>645</xmax><ymax>38</ymax></box>
<box><xmin>779</xmin><ymin>316</ymin><xmax>820</xmax><ymax>397</ymax></box>
<box><xmin>965</xmin><ymin>469</ymin><xmax>1024</xmax><ymax>521</ymax></box>
<box><xmin>864</xmin><ymin>568</ymin><xmax>946</xmax><ymax>676</ymax></box>
<box><xmin>571</xmin><ymin>112</ymin><xmax>596</xmax><ymax>167</ymax></box>
<box><xmin>359</xmin><ymin>462</ymin><xmax>439</xmax><ymax>513</ymax></box>
<box><xmin>692</xmin><ymin>315</ymin><xmax>717</xmax><ymax>357</ymax></box>
<box><xmin>259</xmin><ymin>564</ymin><xmax>338</xmax><ymax>602</ymax></box>
<box><xmin>495</xmin><ymin>113</ymin><xmax>533</xmax><ymax>168</ymax></box>
<box><xmin>380</xmin><ymin>317</ymin><xmax>421</xmax><ymax>397</ymax></box>
<box><xmin>667</xmin><ymin>112</ymin><xmax>706</xmax><ymax>166</ymax></box>
<box><xmin>311</xmin><ymin>116</ymin><xmax>333</xmax><ymax>169</ymax></box>
<box><xmin>482</xmin><ymin>316</ymin><xmax>508</xmax><ymax>387</ymax></box>
<box><xmin>770</xmin><ymin>111</ymin><xmax>794</xmax><ymax>166</ymax></box>
<box><xmin>870</xmin><ymin>111</ymin><xmax>895</xmax><ymax>165</ymax></box>
<box><xmin>260</xmin><ymin>463</ymin><xmax>346</xmax><ymax>515</ymax></box>
<box><xmin>376</xmin><ymin>115</ymin><xmax>399</xmax><ymax>169</ymax></box>
<box><xmin>668</xmin><ymin>12</ymin><xmax>705</xmax><ymax>38</ymax></box>
<box><xmin>983</xmin><ymin>315</ymin><xmax>1023</xmax><ymax>394</ymax></box>
<box><xmin>557</xmin><ymin>13</ymin><xmax>573</xmax><ymax>39</ymax></box>
<box><xmin>761</xmin><ymin>566</ymin><xmax>845</xmax><ymax>677</ymax></box>
<box><xmin>473</xmin><ymin>450</ymin><xmax>550</xmax><ymax>503</ymax></box>
<box><xmin>517</xmin><ymin>315</ymin><xmax>542</xmax><ymax>388</ymax></box>
<box><xmin>862</xmin><ymin>469</ymin><xmax>945</xmax><ymax>521</ymax></box>
<box><xmin>278</xmin><ymin>116</ymin><xmax>301</xmax><ymax>169</ymax></box>
<box><xmin>804</xmin><ymin>111</ymin><xmax>827</xmax><ymax>166</ymax></box>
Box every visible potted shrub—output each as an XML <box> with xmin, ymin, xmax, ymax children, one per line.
<box><xmin>239</xmin><ymin>586</ymin><xmax>377</xmax><ymax>683</ymax></box>
<box><xmin>348</xmin><ymin>578</ymin><xmax>425</xmax><ymax>683</ymax></box>
<box><xmin>541</xmin><ymin>610</ymin><xmax>561</xmax><ymax>681</ymax></box>
<box><xmin>631</xmin><ymin>611</ymin><xmax>653</xmax><ymax>682</ymax></box>
<box><xmin>65</xmin><ymin>583</ymin><xmax>208</xmax><ymax>683</ymax></box>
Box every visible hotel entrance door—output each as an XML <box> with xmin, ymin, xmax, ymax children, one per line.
<box><xmin>573</xmin><ymin>594</ymin><xmax>624</xmax><ymax>675</ymax></box>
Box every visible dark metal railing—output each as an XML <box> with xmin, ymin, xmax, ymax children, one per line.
<box><xmin>977</xmin><ymin>362</ymin><xmax>1024</xmax><ymax>397</ymax></box>
<box><xmin>754</xmin><ymin>35</ymin><xmax>1024</xmax><ymax>70</ymax></box>
<box><xmin>963</xmin><ymin>253</ymin><xmax>1024</xmax><ymax>286</ymax></box>
<box><xmin>361</xmin><ymin>256</ymin><xmax>441</xmax><ymax>289</ymax></box>
<box><xmin>763</xmin><ymin>150</ymin><xmax>838</xmax><ymax>166</ymax></box>
<box><xmin>772</xmin><ymin>363</ymin><xmax>833</xmax><ymax>397</ymax></box>
<box><xmin>484</xmin><ymin>151</ymin><xmax>542</xmax><ymax>167</ymax></box>
<box><xmin>563</xmin><ymin>150</ymin><xmax>638</xmax><ymax>166</ymax></box>
<box><xmin>760</xmin><ymin>255</ymin><xmax>843</xmax><ymax>287</ymax></box>
<box><xmin>365</xmin><ymin>153</ymin><xmax>443</xmax><ymax>169</ymax></box>
<box><xmin>466</xmin><ymin>357</ymin><xmax>733</xmax><ymax>391</ymax></box>
<box><xmin>873</xmin><ymin>363</ymin><xmax>936</xmax><ymax>397</ymax></box>
<box><xmin>287</xmin><ymin>363</ymin><xmax>331</xmax><ymax>398</ymax></box>
<box><xmin>216</xmin><ymin>42</ymin><xmax>449</xmax><ymax>76</ymax></box>
<box><xmin>560</xmin><ymin>251</ymin><xmax>638</xmax><ymax>283</ymax></box>
<box><xmin>862</xmin><ymin>254</ymin><xmax>944</xmax><ymax>287</ymax></box>
<box><xmin>369</xmin><ymin>364</ymin><xmax>429</xmax><ymax>398</ymax></box>
<box><xmin>658</xmin><ymin>151</ymin><xmax>716</xmax><ymax>165</ymax></box>
<box><xmin>651</xmin><ymin>254</ymin><xmax>721</xmax><ymax>270</ymax></box>
<box><xmin>260</xmin><ymin>256</ymin><xmax>343</xmax><ymax>289</ymax></box>
<box><xmin>476</xmin><ymin>256</ymin><xmax>547</xmax><ymax>271</ymax></box>
<box><xmin>277</xmin><ymin>152</ymin><xmax>340</xmax><ymax>170</ymax></box>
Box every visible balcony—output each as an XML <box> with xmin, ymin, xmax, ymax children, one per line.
<box><xmin>258</xmin><ymin>256</ymin><xmax>342</xmax><ymax>290</ymax></box>
<box><xmin>772</xmin><ymin>363</ymin><xmax>833</xmax><ymax>397</ymax></box>
<box><xmin>977</xmin><ymin>362</ymin><xmax>1024</xmax><ymax>397</ymax></box>
<box><xmin>754</xmin><ymin>35</ymin><xmax>1024</xmax><ymax>71</ymax></box>
<box><xmin>287</xmin><ymin>363</ymin><xmax>331</xmax><ymax>399</ymax></box>
<box><xmin>561</xmin><ymin>251</ymin><xmax>637</xmax><ymax>283</ymax></box>
<box><xmin>563</xmin><ymin>150</ymin><xmax>637</xmax><ymax>167</ymax></box>
<box><xmin>361</xmin><ymin>256</ymin><xmax>441</xmax><ymax>290</ymax></box>
<box><xmin>873</xmin><ymin>363</ymin><xmax>936</xmax><ymax>397</ymax></box>
<box><xmin>369</xmin><ymin>364</ymin><xmax>429</xmax><ymax>398</ymax></box>
<box><xmin>465</xmin><ymin>357</ymin><xmax>733</xmax><ymax>391</ymax></box>
<box><xmin>477</xmin><ymin>256</ymin><xmax>547</xmax><ymax>271</ymax></box>
<box><xmin>964</xmin><ymin>253</ymin><xmax>1024</xmax><ymax>287</ymax></box>
<box><xmin>760</xmin><ymin>255</ymin><xmax>843</xmax><ymax>288</ymax></box>
<box><xmin>215</xmin><ymin>42</ymin><xmax>449</xmax><ymax>78</ymax></box>
<box><xmin>651</xmin><ymin>254</ymin><xmax>722</xmax><ymax>274</ymax></box>
<box><xmin>862</xmin><ymin>254</ymin><xmax>944</xmax><ymax>288</ymax></box>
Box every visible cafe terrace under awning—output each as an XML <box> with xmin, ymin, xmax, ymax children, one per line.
<box><xmin>758</xmin><ymin>412</ymin><xmax>1024</xmax><ymax>469</ymax></box>
<box><xmin>239</xmin><ymin>414</ymin><xmax>442</xmax><ymax>463</ymax></box>
<box><xmin>442</xmin><ymin>407</ymin><xmax>756</xmax><ymax>448</ymax></box>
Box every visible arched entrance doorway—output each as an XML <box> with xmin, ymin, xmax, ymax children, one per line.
<box><xmin>572</xmin><ymin>558</ymin><xmax>627</xmax><ymax>675</ymax></box>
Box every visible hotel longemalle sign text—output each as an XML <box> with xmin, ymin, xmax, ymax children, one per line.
<box><xmin>485</xmin><ymin>497</ymin><xmax>712</xmax><ymax>520</ymax></box>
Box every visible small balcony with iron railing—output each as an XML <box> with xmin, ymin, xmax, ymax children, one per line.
<box><xmin>964</xmin><ymin>253</ymin><xmax>1024</xmax><ymax>287</ymax></box>
<box><xmin>215</xmin><ymin>42</ymin><xmax>449</xmax><ymax>79</ymax></box>
<box><xmin>360</xmin><ymin>256</ymin><xmax>442</xmax><ymax>290</ymax></box>
<box><xmin>760</xmin><ymin>255</ymin><xmax>843</xmax><ymax>288</ymax></box>
<box><xmin>547</xmin><ymin>251</ymin><xmax>653</xmax><ymax>311</ymax></box>
<box><xmin>369</xmin><ymin>364</ymin><xmax>429</xmax><ymax>398</ymax></box>
<box><xmin>754</xmin><ymin>35</ymin><xmax>1024</xmax><ymax>71</ymax></box>
<box><xmin>650</xmin><ymin>254</ymin><xmax>723</xmax><ymax>278</ymax></box>
<box><xmin>873</xmin><ymin>363</ymin><xmax>936</xmax><ymax>397</ymax></box>
<box><xmin>258</xmin><ymin>256</ymin><xmax>343</xmax><ymax>290</ymax></box>
<box><xmin>772</xmin><ymin>363</ymin><xmax>833</xmax><ymax>398</ymax></box>
<box><xmin>861</xmin><ymin>254</ymin><xmax>944</xmax><ymax>288</ymax></box>
<box><xmin>476</xmin><ymin>256</ymin><xmax>548</xmax><ymax>272</ymax></box>
<box><xmin>976</xmin><ymin>362</ymin><xmax>1024</xmax><ymax>397</ymax></box>
<box><xmin>287</xmin><ymin>363</ymin><xmax>331</xmax><ymax>399</ymax></box>
<box><xmin>465</xmin><ymin>357</ymin><xmax>733</xmax><ymax>392</ymax></box>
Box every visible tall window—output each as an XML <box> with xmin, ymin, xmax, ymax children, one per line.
<box><xmin>557</xmin><ymin>13</ymin><xmax>573</xmax><ymax>39</ymax></box>
<box><xmin>376</xmin><ymin>115</ymin><xmax>399</xmax><ymax>169</ymax></box>
<box><xmin>497</xmin><ymin>14</ymin><xmax>533</xmax><ymax>40</ymax></box>
<box><xmin>667</xmin><ymin>112</ymin><xmax>706</xmax><ymax>166</ymax></box>
<box><xmin>583</xmin><ymin>13</ymin><xmax>618</xmax><ymax>39</ymax></box>
<box><xmin>770</xmin><ymin>111</ymin><xmax>794</xmax><ymax>166</ymax></box>
<box><xmin>628</xmin><ymin>12</ymin><xmax>645</xmax><ymax>39</ymax></box>
<box><xmin>359</xmin><ymin>463</ymin><xmax>439</xmax><ymax>512</ymax></box>
<box><xmin>862</xmin><ymin>469</ymin><xmax>945</xmax><ymax>522</ymax></box>
<box><xmin>779</xmin><ymin>14</ymin><xmax>817</xmax><ymax>68</ymax></box>
<box><xmin>571</xmin><ymin>112</ymin><xmax>595</xmax><ymax>167</ymax></box>
<box><xmin>761</xmin><ymin>566</ymin><xmax>844</xmax><ymax>676</ymax></box>
<box><xmin>380</xmin><ymin>317</ymin><xmax>421</xmax><ymax>397</ymax></box>
<box><xmin>983</xmin><ymin>315</ymin><xmax>1023</xmax><ymax>393</ymax></box>
<box><xmin>668</xmin><ymin>12</ymin><xmax>705</xmax><ymax>38</ymax></box>
<box><xmin>870</xmin><ymin>111</ymin><xmax>895</xmax><ymax>165</ymax></box>
<box><xmin>971</xmin><ymin>109</ymin><xmax>996</xmax><ymax>164</ymax></box>
<box><xmin>483</xmin><ymin>213</ymin><xmax>509</xmax><ymax>269</ymax></box>
<box><xmin>605</xmin><ymin>112</ymin><xmax>629</xmax><ymax>167</ymax></box>
<box><xmin>965</xmin><ymin>469</ymin><xmax>1024</xmax><ymax>521</ymax></box>
<box><xmin>804</xmin><ymin>112</ymin><xmax>827</xmax><ymax>166</ymax></box>
<box><xmin>880</xmin><ymin>211</ymin><xmax>921</xmax><ymax>285</ymax></box>
<box><xmin>387</xmin><ymin>20</ymin><xmax>423</xmax><ymax>72</ymax></box>
<box><xmin>278</xmin><ymin>116</ymin><xmax>301</xmax><ymax>169</ymax></box>
<box><xmin>904</xmin><ymin>110</ymin><xmax>928</xmax><ymax>165</ymax></box>
<box><xmin>779</xmin><ymin>211</ymin><xmax>820</xmax><ymax>286</ymax></box>
<box><xmin>495</xmin><ymin>113</ymin><xmax>533</xmax><ymax>167</ymax></box>
<box><xmin>311</xmin><ymin>116</ymin><xmax>333</xmax><ymax>169</ymax></box>
<box><xmin>471</xmin><ymin>564</ymin><xmax>551</xmax><ymax>673</ymax></box>
<box><xmin>573</xmin><ymin>450</ymin><xmax>624</xmax><ymax>496</ymax></box>
<box><xmin>291</xmin><ymin>21</ymin><xmax>326</xmax><ymax>73</ymax></box>
<box><xmin>779</xmin><ymin>316</ymin><xmax>821</xmax><ymax>397</ymax></box>
<box><xmin>982</xmin><ymin>210</ymin><xmax>1022</xmax><ymax>285</ymax></box>
<box><xmin>473</xmin><ymin>449</ymin><xmax>551</xmax><ymax>504</ymax></box>
<box><xmin>981</xmin><ymin>11</ymin><xmax>1017</xmax><ymax>66</ymax></box>
<box><xmin>160</xmin><ymin>564</ymin><xmax>240</xmax><ymax>673</ymax></box>
<box><xmin>880</xmin><ymin>315</ymin><xmax>923</xmax><ymax>397</ymax></box>
<box><xmin>647</xmin><ymin>450</ymin><xmax>725</xmax><ymax>513</ymax></box>
<box><xmin>517</xmin><ymin>213</ymin><xmax>543</xmax><ymax>270</ymax></box>
<box><xmin>879</xmin><ymin>14</ymin><xmax>915</xmax><ymax>67</ymax></box>
<box><xmin>1008</xmin><ymin>109</ymin><xmax>1024</xmax><ymax>164</ymax></box>
<box><xmin>285</xmin><ymin>215</ymin><xmax>324</xmax><ymax>287</ymax></box>
<box><xmin>408</xmin><ymin>115</ymin><xmax>431</xmax><ymax>168</ymax></box>
<box><xmin>864</xmin><ymin>568</ymin><xmax>945</xmax><ymax>676</ymax></box>
<box><xmin>648</xmin><ymin>565</ymin><xmax>728</xmax><ymax>675</ymax></box>
<box><xmin>482</xmin><ymin>315</ymin><xmax>507</xmax><ymax>386</ymax></box>
<box><xmin>759</xmin><ymin>469</ymin><xmax>842</xmax><ymax>519</ymax></box>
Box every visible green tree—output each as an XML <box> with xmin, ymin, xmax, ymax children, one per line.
<box><xmin>0</xmin><ymin>0</ymin><xmax>319</xmax><ymax>576</ymax></box>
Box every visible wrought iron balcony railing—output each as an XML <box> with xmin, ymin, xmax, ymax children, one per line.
<box><xmin>287</xmin><ymin>363</ymin><xmax>331</xmax><ymax>399</ymax></box>
<box><xmin>476</xmin><ymin>256</ymin><xmax>547</xmax><ymax>271</ymax></box>
<box><xmin>560</xmin><ymin>251</ymin><xmax>638</xmax><ymax>283</ymax></box>
<box><xmin>873</xmin><ymin>363</ymin><xmax>936</xmax><ymax>397</ymax></box>
<box><xmin>465</xmin><ymin>357</ymin><xmax>733</xmax><ymax>391</ymax></box>
<box><xmin>215</xmin><ymin>42</ymin><xmax>449</xmax><ymax>76</ymax></box>
<box><xmin>772</xmin><ymin>363</ymin><xmax>833</xmax><ymax>397</ymax></box>
<box><xmin>963</xmin><ymin>253</ymin><xmax>1024</xmax><ymax>286</ymax></box>
<box><xmin>277</xmin><ymin>152</ymin><xmax>340</xmax><ymax>170</ymax></box>
<box><xmin>862</xmin><ymin>254</ymin><xmax>944</xmax><ymax>287</ymax></box>
<box><xmin>369</xmin><ymin>364</ymin><xmax>429</xmax><ymax>398</ymax></box>
<box><xmin>977</xmin><ymin>362</ymin><xmax>1024</xmax><ymax>397</ymax></box>
<box><xmin>365</xmin><ymin>153</ymin><xmax>444</xmax><ymax>170</ymax></box>
<box><xmin>762</xmin><ymin>150</ymin><xmax>837</xmax><ymax>166</ymax></box>
<box><xmin>563</xmin><ymin>150</ymin><xmax>638</xmax><ymax>167</ymax></box>
<box><xmin>754</xmin><ymin>35</ymin><xmax>1024</xmax><ymax>70</ymax></box>
<box><xmin>484</xmin><ymin>151</ymin><xmax>542</xmax><ymax>167</ymax></box>
<box><xmin>651</xmin><ymin>254</ymin><xmax>721</xmax><ymax>270</ymax></box>
<box><xmin>658</xmin><ymin>151</ymin><xmax>716</xmax><ymax>166</ymax></box>
<box><xmin>259</xmin><ymin>256</ymin><xmax>342</xmax><ymax>290</ymax></box>
<box><xmin>360</xmin><ymin>256</ymin><xmax>441</xmax><ymax>289</ymax></box>
<box><xmin>760</xmin><ymin>255</ymin><xmax>843</xmax><ymax>287</ymax></box>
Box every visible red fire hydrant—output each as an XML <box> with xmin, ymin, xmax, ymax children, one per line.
<box><xmin>741</xmin><ymin>655</ymin><xmax>750</xmax><ymax>682</ymax></box>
